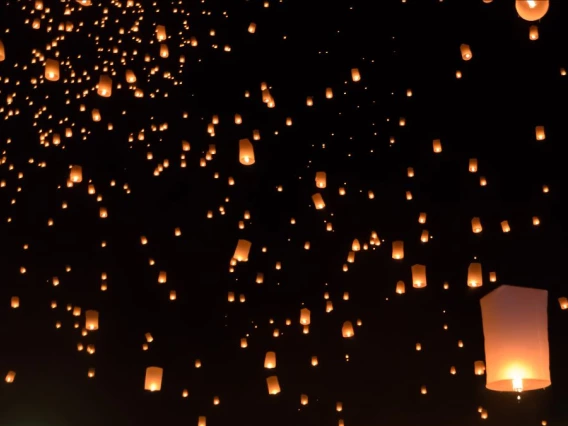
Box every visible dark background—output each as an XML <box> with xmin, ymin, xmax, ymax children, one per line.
<box><xmin>0</xmin><ymin>0</ymin><xmax>566</xmax><ymax>425</ymax></box>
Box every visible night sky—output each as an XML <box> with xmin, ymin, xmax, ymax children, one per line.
<box><xmin>0</xmin><ymin>0</ymin><xmax>567</xmax><ymax>425</ymax></box>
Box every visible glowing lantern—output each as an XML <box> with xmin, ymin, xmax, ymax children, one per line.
<box><xmin>392</xmin><ymin>241</ymin><xmax>404</xmax><ymax>259</ymax></box>
<box><xmin>266</xmin><ymin>376</ymin><xmax>280</xmax><ymax>394</ymax></box>
<box><xmin>433</xmin><ymin>139</ymin><xmax>442</xmax><ymax>153</ymax></box>
<box><xmin>351</xmin><ymin>68</ymin><xmax>361</xmax><ymax>82</ymax></box>
<box><xmin>312</xmin><ymin>193</ymin><xmax>325</xmax><ymax>209</ymax></box>
<box><xmin>418</xmin><ymin>212</ymin><xmax>427</xmax><ymax>224</ymax></box>
<box><xmin>158</xmin><ymin>271</ymin><xmax>167</xmax><ymax>284</ymax></box>
<box><xmin>326</xmin><ymin>88</ymin><xmax>333</xmax><ymax>99</ymax></box>
<box><xmin>239</xmin><ymin>139</ymin><xmax>255</xmax><ymax>165</ymax></box>
<box><xmin>85</xmin><ymin>310</ymin><xmax>99</xmax><ymax>330</ymax></box>
<box><xmin>352</xmin><ymin>239</ymin><xmax>361</xmax><ymax>251</ymax></box>
<box><xmin>144</xmin><ymin>367</ymin><xmax>163</xmax><ymax>391</ymax></box>
<box><xmin>472</xmin><ymin>217</ymin><xmax>482</xmax><ymax>233</ymax></box>
<box><xmin>156</xmin><ymin>25</ymin><xmax>167</xmax><ymax>41</ymax></box>
<box><xmin>0</xmin><ymin>40</ymin><xmax>4</xmax><ymax>61</ymax></box>
<box><xmin>198</xmin><ymin>417</ymin><xmax>206</xmax><ymax>426</ymax></box>
<box><xmin>411</xmin><ymin>264</ymin><xmax>426</xmax><ymax>288</ymax></box>
<box><xmin>45</xmin><ymin>58</ymin><xmax>60</xmax><ymax>81</ymax></box>
<box><xmin>248</xmin><ymin>23</ymin><xmax>257</xmax><ymax>33</ymax></box>
<box><xmin>489</xmin><ymin>272</ymin><xmax>497</xmax><ymax>282</ymax></box>
<box><xmin>396</xmin><ymin>281</ymin><xmax>405</xmax><ymax>294</ymax></box>
<box><xmin>315</xmin><ymin>172</ymin><xmax>327</xmax><ymax>188</ymax></box>
<box><xmin>469</xmin><ymin>158</ymin><xmax>478</xmax><ymax>172</ymax></box>
<box><xmin>475</xmin><ymin>360</ymin><xmax>486</xmax><ymax>375</ymax></box>
<box><xmin>97</xmin><ymin>75</ymin><xmax>112</xmax><ymax>97</ymax></box>
<box><xmin>70</xmin><ymin>165</ymin><xmax>83</xmax><ymax>183</ymax></box>
<box><xmin>467</xmin><ymin>263</ymin><xmax>483</xmax><ymax>287</ymax></box>
<box><xmin>126</xmin><ymin>70</ymin><xmax>136</xmax><ymax>83</ymax></box>
<box><xmin>300</xmin><ymin>308</ymin><xmax>311</xmax><ymax>325</ymax></box>
<box><xmin>233</xmin><ymin>240</ymin><xmax>252</xmax><ymax>262</ymax></box>
<box><xmin>516</xmin><ymin>0</ymin><xmax>549</xmax><ymax>21</ymax></box>
<box><xmin>420</xmin><ymin>230</ymin><xmax>429</xmax><ymax>242</ymax></box>
<box><xmin>5</xmin><ymin>371</ymin><xmax>15</xmax><ymax>383</ymax></box>
<box><xmin>558</xmin><ymin>297</ymin><xmax>568</xmax><ymax>310</ymax></box>
<box><xmin>535</xmin><ymin>126</ymin><xmax>545</xmax><ymax>141</ymax></box>
<box><xmin>529</xmin><ymin>25</ymin><xmax>539</xmax><ymax>40</ymax></box>
<box><xmin>460</xmin><ymin>44</ymin><xmax>472</xmax><ymax>60</ymax></box>
<box><xmin>480</xmin><ymin>285</ymin><xmax>551</xmax><ymax>392</ymax></box>
<box><xmin>265</xmin><ymin>351</ymin><xmax>276</xmax><ymax>368</ymax></box>
<box><xmin>501</xmin><ymin>220</ymin><xmax>511</xmax><ymax>233</ymax></box>
<box><xmin>342</xmin><ymin>321</ymin><xmax>354</xmax><ymax>338</ymax></box>
<box><xmin>159</xmin><ymin>44</ymin><xmax>169</xmax><ymax>58</ymax></box>
<box><xmin>10</xmin><ymin>297</ymin><xmax>19</xmax><ymax>308</ymax></box>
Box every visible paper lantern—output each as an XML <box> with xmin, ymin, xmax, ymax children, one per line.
<box><xmin>315</xmin><ymin>172</ymin><xmax>327</xmax><ymax>188</ymax></box>
<box><xmin>265</xmin><ymin>351</ymin><xmax>276</xmax><ymax>368</ymax></box>
<box><xmin>10</xmin><ymin>297</ymin><xmax>19</xmax><ymax>308</ymax></box>
<box><xmin>396</xmin><ymin>281</ymin><xmax>405</xmax><ymax>294</ymax></box>
<box><xmin>5</xmin><ymin>371</ymin><xmax>15</xmax><ymax>383</ymax></box>
<box><xmin>418</xmin><ymin>212</ymin><xmax>427</xmax><ymax>224</ymax></box>
<box><xmin>529</xmin><ymin>25</ymin><xmax>539</xmax><ymax>40</ymax></box>
<box><xmin>467</xmin><ymin>263</ymin><xmax>483</xmax><ymax>287</ymax></box>
<box><xmin>351</xmin><ymin>68</ymin><xmax>361</xmax><ymax>82</ymax></box>
<box><xmin>300</xmin><ymin>308</ymin><xmax>310</xmax><ymax>325</ymax></box>
<box><xmin>312</xmin><ymin>193</ymin><xmax>325</xmax><ymax>209</ymax></box>
<box><xmin>0</xmin><ymin>40</ymin><xmax>4</xmax><ymax>61</ymax></box>
<box><xmin>342</xmin><ymin>321</ymin><xmax>354</xmax><ymax>338</ymax></box>
<box><xmin>266</xmin><ymin>376</ymin><xmax>280</xmax><ymax>394</ymax></box>
<box><xmin>159</xmin><ymin>44</ymin><xmax>169</xmax><ymax>58</ymax></box>
<box><xmin>411</xmin><ymin>264</ymin><xmax>427</xmax><ymax>288</ymax></box>
<box><xmin>239</xmin><ymin>139</ymin><xmax>255</xmax><ymax>165</ymax></box>
<box><xmin>535</xmin><ymin>126</ymin><xmax>545</xmax><ymax>141</ymax></box>
<box><xmin>97</xmin><ymin>75</ymin><xmax>112</xmax><ymax>97</ymax></box>
<box><xmin>85</xmin><ymin>310</ymin><xmax>99</xmax><ymax>330</ymax></box>
<box><xmin>351</xmin><ymin>239</ymin><xmax>361</xmax><ymax>251</ymax></box>
<box><xmin>469</xmin><ymin>158</ymin><xmax>478</xmax><ymax>172</ymax></box>
<box><xmin>326</xmin><ymin>87</ymin><xmax>333</xmax><ymax>99</ymax></box>
<box><xmin>501</xmin><ymin>220</ymin><xmax>511</xmax><ymax>233</ymax></box>
<box><xmin>156</xmin><ymin>25</ymin><xmax>167</xmax><ymax>41</ymax></box>
<box><xmin>516</xmin><ymin>0</ymin><xmax>549</xmax><ymax>21</ymax></box>
<box><xmin>471</xmin><ymin>217</ymin><xmax>482</xmax><ymax>233</ymax></box>
<box><xmin>475</xmin><ymin>360</ymin><xmax>486</xmax><ymax>375</ymax></box>
<box><xmin>558</xmin><ymin>297</ymin><xmax>568</xmax><ymax>310</ymax></box>
<box><xmin>433</xmin><ymin>139</ymin><xmax>442</xmax><ymax>153</ymax></box>
<box><xmin>144</xmin><ymin>367</ymin><xmax>163</xmax><ymax>391</ymax></box>
<box><xmin>233</xmin><ymin>239</ymin><xmax>252</xmax><ymax>262</ymax></box>
<box><xmin>248</xmin><ymin>22</ymin><xmax>257</xmax><ymax>33</ymax></box>
<box><xmin>70</xmin><ymin>165</ymin><xmax>83</xmax><ymax>183</ymax></box>
<box><xmin>45</xmin><ymin>58</ymin><xmax>60</xmax><ymax>81</ymax></box>
<box><xmin>460</xmin><ymin>44</ymin><xmax>472</xmax><ymax>60</ymax></box>
<box><xmin>480</xmin><ymin>285</ymin><xmax>551</xmax><ymax>392</ymax></box>
<box><xmin>392</xmin><ymin>240</ymin><xmax>404</xmax><ymax>259</ymax></box>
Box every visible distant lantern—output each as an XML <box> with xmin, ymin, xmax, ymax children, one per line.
<box><xmin>468</xmin><ymin>263</ymin><xmax>483</xmax><ymax>287</ymax></box>
<box><xmin>198</xmin><ymin>417</ymin><xmax>206</xmax><ymax>426</ymax></box>
<box><xmin>351</xmin><ymin>68</ymin><xmax>361</xmax><ymax>82</ymax></box>
<box><xmin>407</xmin><ymin>167</ymin><xmax>414</xmax><ymax>177</ymax></box>
<box><xmin>248</xmin><ymin>22</ymin><xmax>257</xmax><ymax>33</ymax></box>
<box><xmin>489</xmin><ymin>272</ymin><xmax>497</xmax><ymax>282</ymax></box>
<box><xmin>418</xmin><ymin>212</ymin><xmax>427</xmax><ymax>224</ymax></box>
<box><xmin>472</xmin><ymin>217</ymin><xmax>483</xmax><ymax>233</ymax></box>
<box><xmin>97</xmin><ymin>75</ymin><xmax>112</xmax><ymax>97</ymax></box>
<box><xmin>411</xmin><ymin>264</ymin><xmax>427</xmax><ymax>288</ymax></box>
<box><xmin>70</xmin><ymin>165</ymin><xmax>83</xmax><ymax>183</ymax></box>
<box><xmin>233</xmin><ymin>239</ymin><xmax>252</xmax><ymax>262</ymax></box>
<box><xmin>460</xmin><ymin>44</ymin><xmax>472</xmax><ymax>60</ymax></box>
<box><xmin>326</xmin><ymin>87</ymin><xmax>333</xmax><ymax>99</ymax></box>
<box><xmin>85</xmin><ymin>310</ymin><xmax>99</xmax><ymax>330</ymax></box>
<box><xmin>420</xmin><ymin>385</ymin><xmax>427</xmax><ymax>394</ymax></box>
<box><xmin>311</xmin><ymin>356</ymin><xmax>318</xmax><ymax>366</ymax></box>
<box><xmin>392</xmin><ymin>241</ymin><xmax>404</xmax><ymax>259</ymax></box>
<box><xmin>45</xmin><ymin>58</ymin><xmax>60</xmax><ymax>81</ymax></box>
<box><xmin>159</xmin><ymin>44</ymin><xmax>169</xmax><ymax>58</ymax></box>
<box><xmin>301</xmin><ymin>394</ymin><xmax>308</xmax><ymax>405</ymax></box>
<box><xmin>433</xmin><ymin>139</ymin><xmax>442</xmax><ymax>153</ymax></box>
<box><xmin>126</xmin><ymin>70</ymin><xmax>136</xmax><ymax>83</ymax></box>
<box><xmin>99</xmin><ymin>207</ymin><xmax>108</xmax><ymax>218</ymax></box>
<box><xmin>501</xmin><ymin>220</ymin><xmax>511</xmax><ymax>233</ymax></box>
<box><xmin>144</xmin><ymin>367</ymin><xmax>163</xmax><ymax>391</ymax></box>
<box><xmin>469</xmin><ymin>158</ymin><xmax>478</xmax><ymax>172</ymax></box>
<box><xmin>5</xmin><ymin>371</ymin><xmax>15</xmax><ymax>383</ymax></box>
<box><xmin>396</xmin><ymin>281</ymin><xmax>405</xmax><ymax>294</ymax></box>
<box><xmin>557</xmin><ymin>297</ymin><xmax>568</xmax><ymax>309</ymax></box>
<box><xmin>0</xmin><ymin>40</ymin><xmax>4</xmax><ymax>61</ymax></box>
<box><xmin>312</xmin><ymin>193</ymin><xmax>325</xmax><ymax>209</ymax></box>
<box><xmin>420</xmin><ymin>230</ymin><xmax>429</xmax><ymax>243</ymax></box>
<box><xmin>516</xmin><ymin>0</ymin><xmax>549</xmax><ymax>21</ymax></box>
<box><xmin>315</xmin><ymin>172</ymin><xmax>327</xmax><ymax>188</ymax></box>
<box><xmin>300</xmin><ymin>308</ymin><xmax>311</xmax><ymax>325</ymax></box>
<box><xmin>529</xmin><ymin>25</ymin><xmax>539</xmax><ymax>40</ymax></box>
<box><xmin>342</xmin><ymin>321</ymin><xmax>354</xmax><ymax>338</ymax></box>
<box><xmin>535</xmin><ymin>126</ymin><xmax>545</xmax><ymax>141</ymax></box>
<box><xmin>239</xmin><ymin>139</ymin><xmax>255</xmax><ymax>165</ymax></box>
<box><xmin>475</xmin><ymin>360</ymin><xmax>486</xmax><ymax>375</ymax></box>
<box><xmin>158</xmin><ymin>271</ymin><xmax>167</xmax><ymax>284</ymax></box>
<box><xmin>10</xmin><ymin>297</ymin><xmax>19</xmax><ymax>308</ymax></box>
<box><xmin>480</xmin><ymin>285</ymin><xmax>551</xmax><ymax>392</ymax></box>
<box><xmin>352</xmin><ymin>239</ymin><xmax>361</xmax><ymax>251</ymax></box>
<box><xmin>450</xmin><ymin>366</ymin><xmax>457</xmax><ymax>375</ymax></box>
<box><xmin>266</xmin><ymin>376</ymin><xmax>280</xmax><ymax>395</ymax></box>
<box><xmin>265</xmin><ymin>351</ymin><xmax>276</xmax><ymax>369</ymax></box>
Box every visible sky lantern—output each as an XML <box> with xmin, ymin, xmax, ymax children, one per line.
<box><xmin>85</xmin><ymin>310</ymin><xmax>99</xmax><ymax>330</ymax></box>
<box><xmin>45</xmin><ymin>59</ymin><xmax>60</xmax><ymax>81</ymax></box>
<box><xmin>248</xmin><ymin>23</ymin><xmax>257</xmax><ymax>33</ymax></box>
<box><xmin>535</xmin><ymin>126</ymin><xmax>545</xmax><ymax>141</ymax></box>
<box><xmin>97</xmin><ymin>75</ymin><xmax>112</xmax><ymax>97</ymax></box>
<box><xmin>11</xmin><ymin>297</ymin><xmax>19</xmax><ymax>308</ymax></box>
<box><xmin>312</xmin><ymin>193</ymin><xmax>325</xmax><ymax>209</ymax></box>
<box><xmin>315</xmin><ymin>172</ymin><xmax>326</xmax><ymax>188</ymax></box>
<box><xmin>342</xmin><ymin>321</ymin><xmax>354</xmax><ymax>337</ymax></box>
<box><xmin>266</xmin><ymin>376</ymin><xmax>280</xmax><ymax>394</ymax></box>
<box><xmin>475</xmin><ymin>360</ymin><xmax>486</xmax><ymax>375</ymax></box>
<box><xmin>392</xmin><ymin>241</ymin><xmax>404</xmax><ymax>259</ymax></box>
<box><xmin>156</xmin><ymin>25</ymin><xmax>167</xmax><ymax>41</ymax></box>
<box><xmin>5</xmin><ymin>371</ymin><xmax>15</xmax><ymax>383</ymax></box>
<box><xmin>516</xmin><ymin>0</ymin><xmax>549</xmax><ymax>21</ymax></box>
<box><xmin>233</xmin><ymin>239</ymin><xmax>252</xmax><ymax>262</ymax></box>
<box><xmin>264</xmin><ymin>351</ymin><xmax>276</xmax><ymax>369</ymax></box>
<box><xmin>0</xmin><ymin>40</ymin><xmax>4</xmax><ymax>61</ymax></box>
<box><xmin>411</xmin><ymin>264</ymin><xmax>427</xmax><ymax>288</ymax></box>
<box><xmin>351</xmin><ymin>68</ymin><xmax>361</xmax><ymax>82</ymax></box>
<box><xmin>480</xmin><ymin>285</ymin><xmax>551</xmax><ymax>392</ymax></box>
<box><xmin>239</xmin><ymin>139</ymin><xmax>255</xmax><ymax>165</ymax></box>
<box><xmin>198</xmin><ymin>417</ymin><xmax>206</xmax><ymax>426</ymax></box>
<box><xmin>529</xmin><ymin>25</ymin><xmax>539</xmax><ymax>40</ymax></box>
<box><xmin>460</xmin><ymin>44</ymin><xmax>472</xmax><ymax>60</ymax></box>
<box><xmin>471</xmin><ymin>217</ymin><xmax>482</xmax><ymax>233</ymax></box>
<box><xmin>144</xmin><ymin>367</ymin><xmax>163</xmax><ymax>391</ymax></box>
<box><xmin>300</xmin><ymin>308</ymin><xmax>311</xmax><ymax>325</ymax></box>
<box><xmin>70</xmin><ymin>165</ymin><xmax>83</xmax><ymax>183</ymax></box>
<box><xmin>467</xmin><ymin>263</ymin><xmax>483</xmax><ymax>287</ymax></box>
<box><xmin>396</xmin><ymin>281</ymin><xmax>405</xmax><ymax>294</ymax></box>
<box><xmin>558</xmin><ymin>297</ymin><xmax>568</xmax><ymax>310</ymax></box>
<box><xmin>433</xmin><ymin>139</ymin><xmax>442</xmax><ymax>153</ymax></box>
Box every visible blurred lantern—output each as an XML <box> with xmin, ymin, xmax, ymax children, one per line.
<box><xmin>460</xmin><ymin>44</ymin><xmax>472</xmax><ymax>60</ymax></box>
<box><xmin>516</xmin><ymin>0</ymin><xmax>549</xmax><ymax>21</ymax></box>
<box><xmin>266</xmin><ymin>376</ymin><xmax>280</xmax><ymax>394</ymax></box>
